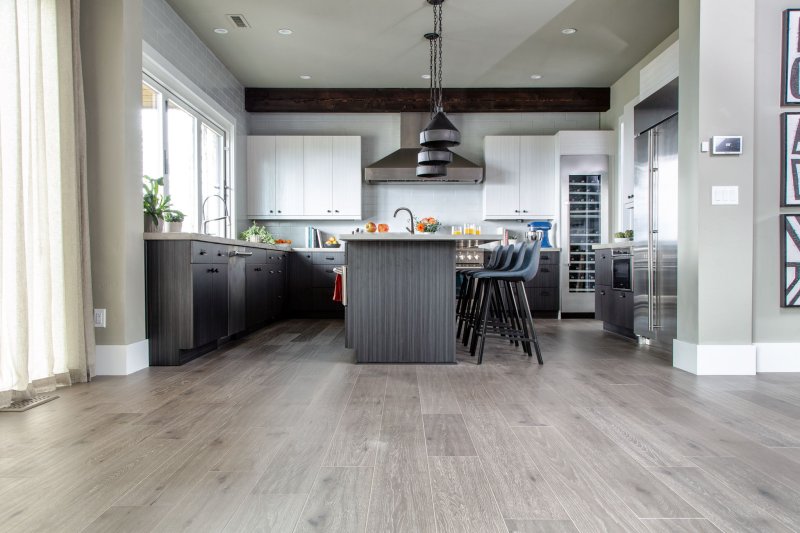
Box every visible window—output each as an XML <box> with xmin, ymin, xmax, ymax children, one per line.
<box><xmin>141</xmin><ymin>76</ymin><xmax>230</xmax><ymax>236</ymax></box>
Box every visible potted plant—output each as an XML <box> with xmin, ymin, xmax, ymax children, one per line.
<box><xmin>239</xmin><ymin>221</ymin><xmax>276</xmax><ymax>244</ymax></box>
<box><xmin>614</xmin><ymin>230</ymin><xmax>634</xmax><ymax>243</ymax></box>
<box><xmin>143</xmin><ymin>175</ymin><xmax>170</xmax><ymax>232</ymax></box>
<box><xmin>163</xmin><ymin>210</ymin><xmax>185</xmax><ymax>233</ymax></box>
<box><xmin>415</xmin><ymin>217</ymin><xmax>441</xmax><ymax>234</ymax></box>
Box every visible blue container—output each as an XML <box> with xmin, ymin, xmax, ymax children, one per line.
<box><xmin>528</xmin><ymin>221</ymin><xmax>553</xmax><ymax>248</ymax></box>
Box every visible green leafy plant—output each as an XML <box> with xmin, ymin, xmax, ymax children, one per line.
<box><xmin>614</xmin><ymin>230</ymin><xmax>634</xmax><ymax>239</ymax></box>
<box><xmin>239</xmin><ymin>221</ymin><xmax>275</xmax><ymax>244</ymax></box>
<box><xmin>163</xmin><ymin>210</ymin><xmax>185</xmax><ymax>223</ymax></box>
<box><xmin>143</xmin><ymin>175</ymin><xmax>172</xmax><ymax>224</ymax></box>
<box><xmin>624</xmin><ymin>229</ymin><xmax>634</xmax><ymax>239</ymax></box>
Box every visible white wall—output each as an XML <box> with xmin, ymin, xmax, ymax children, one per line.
<box><xmin>142</xmin><ymin>0</ymin><xmax>249</xmax><ymax>232</ymax></box>
<box><xmin>248</xmin><ymin>112</ymin><xmax>601</xmax><ymax>244</ymax></box>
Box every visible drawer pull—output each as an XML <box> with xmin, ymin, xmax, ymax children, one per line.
<box><xmin>199</xmin><ymin>249</ymin><xmax>207</xmax><ymax>255</ymax></box>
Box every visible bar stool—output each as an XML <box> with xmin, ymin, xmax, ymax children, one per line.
<box><xmin>456</xmin><ymin>245</ymin><xmax>503</xmax><ymax>337</ymax></box>
<box><xmin>468</xmin><ymin>240</ymin><xmax>543</xmax><ymax>365</ymax></box>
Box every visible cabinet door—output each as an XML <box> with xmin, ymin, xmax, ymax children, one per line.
<box><xmin>303</xmin><ymin>136</ymin><xmax>333</xmax><ymax>216</ymax></box>
<box><xmin>483</xmin><ymin>136</ymin><xmax>520</xmax><ymax>218</ymax></box>
<box><xmin>275</xmin><ymin>136</ymin><xmax>305</xmax><ymax>216</ymax></box>
<box><xmin>331</xmin><ymin>136</ymin><xmax>362</xmax><ymax>217</ymax></box>
<box><xmin>595</xmin><ymin>285</ymin><xmax>609</xmax><ymax>321</ymax></box>
<box><xmin>246</xmin><ymin>265</ymin><xmax>266</xmax><ymax>328</ymax></box>
<box><xmin>596</xmin><ymin>250</ymin><xmax>612</xmax><ymax>286</ymax></box>
<box><xmin>246</xmin><ymin>136</ymin><xmax>276</xmax><ymax>217</ymax></box>
<box><xmin>191</xmin><ymin>264</ymin><xmax>214</xmax><ymax>347</ymax></box>
<box><xmin>519</xmin><ymin>136</ymin><xmax>556</xmax><ymax>217</ymax></box>
<box><xmin>615</xmin><ymin>289</ymin><xmax>633</xmax><ymax>329</ymax></box>
<box><xmin>211</xmin><ymin>264</ymin><xmax>229</xmax><ymax>339</ymax></box>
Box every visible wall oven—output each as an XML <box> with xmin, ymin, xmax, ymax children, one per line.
<box><xmin>612</xmin><ymin>249</ymin><xmax>632</xmax><ymax>291</ymax></box>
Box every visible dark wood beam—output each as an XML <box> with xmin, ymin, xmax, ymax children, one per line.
<box><xmin>245</xmin><ymin>87</ymin><xmax>610</xmax><ymax>113</ymax></box>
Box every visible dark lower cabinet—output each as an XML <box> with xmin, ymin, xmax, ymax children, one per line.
<box><xmin>595</xmin><ymin>248</ymin><xmax>634</xmax><ymax>338</ymax></box>
<box><xmin>289</xmin><ymin>251</ymin><xmax>344</xmax><ymax>317</ymax></box>
<box><xmin>525</xmin><ymin>250</ymin><xmax>560</xmax><ymax>315</ymax></box>
<box><xmin>191</xmin><ymin>264</ymin><xmax>228</xmax><ymax>347</ymax></box>
<box><xmin>245</xmin><ymin>256</ymin><xmax>287</xmax><ymax>329</ymax></box>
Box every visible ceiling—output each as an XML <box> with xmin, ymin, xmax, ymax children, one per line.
<box><xmin>165</xmin><ymin>0</ymin><xmax>678</xmax><ymax>89</ymax></box>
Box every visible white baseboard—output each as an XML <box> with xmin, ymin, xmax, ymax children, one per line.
<box><xmin>95</xmin><ymin>339</ymin><xmax>149</xmax><ymax>375</ymax></box>
<box><xmin>755</xmin><ymin>343</ymin><xmax>800</xmax><ymax>372</ymax></box>
<box><xmin>673</xmin><ymin>340</ymin><xmax>757</xmax><ymax>375</ymax></box>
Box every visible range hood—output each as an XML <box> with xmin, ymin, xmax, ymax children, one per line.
<box><xmin>365</xmin><ymin>113</ymin><xmax>483</xmax><ymax>183</ymax></box>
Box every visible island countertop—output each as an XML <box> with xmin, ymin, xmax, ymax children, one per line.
<box><xmin>338</xmin><ymin>233</ymin><xmax>500</xmax><ymax>242</ymax></box>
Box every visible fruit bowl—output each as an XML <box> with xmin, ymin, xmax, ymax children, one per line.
<box><xmin>323</xmin><ymin>243</ymin><xmax>341</xmax><ymax>248</ymax></box>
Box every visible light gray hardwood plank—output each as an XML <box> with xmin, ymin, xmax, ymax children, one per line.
<box><xmin>211</xmin><ymin>427</ymin><xmax>288</xmax><ymax>473</ymax></box>
<box><xmin>294</xmin><ymin>466</ymin><xmax>373</xmax><ymax>533</ymax></box>
<box><xmin>640</xmin><ymin>518</ymin><xmax>723</xmax><ymax>533</ymax></box>
<box><xmin>496</xmin><ymin>402</ymin><xmax>550</xmax><ymax>427</ymax></box>
<box><xmin>82</xmin><ymin>505</ymin><xmax>172</xmax><ymax>533</ymax></box>
<box><xmin>417</xmin><ymin>367</ymin><xmax>461</xmax><ymax>415</ymax></box>
<box><xmin>505</xmin><ymin>519</ymin><xmax>580</xmax><ymax>533</ymax></box>
<box><xmin>462</xmin><ymin>402</ymin><xmax>568</xmax><ymax>520</ymax></box>
<box><xmin>367</xmin><ymin>465</ymin><xmax>436</xmax><ymax>533</ymax></box>
<box><xmin>223</xmin><ymin>493</ymin><xmax>308</xmax><ymax>533</ymax></box>
<box><xmin>650</xmin><ymin>467</ymin><xmax>794</xmax><ymax>533</ymax></box>
<box><xmin>514</xmin><ymin>426</ymin><xmax>649</xmax><ymax>532</ymax></box>
<box><xmin>423</xmin><ymin>414</ymin><xmax>477</xmax><ymax>456</ymax></box>
<box><xmin>428</xmin><ymin>456</ymin><xmax>507</xmax><ymax>533</ymax></box>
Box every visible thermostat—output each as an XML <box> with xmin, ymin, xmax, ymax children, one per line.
<box><xmin>711</xmin><ymin>136</ymin><xmax>743</xmax><ymax>155</ymax></box>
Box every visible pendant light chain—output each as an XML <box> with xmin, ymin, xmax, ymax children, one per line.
<box><xmin>436</xmin><ymin>2</ymin><xmax>443</xmax><ymax>111</ymax></box>
<box><xmin>429</xmin><ymin>31</ymin><xmax>436</xmax><ymax>116</ymax></box>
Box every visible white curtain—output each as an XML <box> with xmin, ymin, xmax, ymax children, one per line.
<box><xmin>0</xmin><ymin>0</ymin><xmax>95</xmax><ymax>408</ymax></box>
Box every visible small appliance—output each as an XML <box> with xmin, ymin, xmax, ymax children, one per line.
<box><xmin>527</xmin><ymin>220</ymin><xmax>553</xmax><ymax>248</ymax></box>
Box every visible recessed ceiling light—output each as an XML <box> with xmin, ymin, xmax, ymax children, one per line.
<box><xmin>214</xmin><ymin>28</ymin><xmax>228</xmax><ymax>34</ymax></box>
<box><xmin>278</xmin><ymin>28</ymin><xmax>293</xmax><ymax>35</ymax></box>
<box><xmin>422</xmin><ymin>74</ymin><xmax>431</xmax><ymax>79</ymax></box>
<box><xmin>561</xmin><ymin>28</ymin><xmax>577</xmax><ymax>35</ymax></box>
<box><xmin>299</xmin><ymin>75</ymin><xmax>312</xmax><ymax>80</ymax></box>
<box><xmin>530</xmin><ymin>74</ymin><xmax>543</xmax><ymax>80</ymax></box>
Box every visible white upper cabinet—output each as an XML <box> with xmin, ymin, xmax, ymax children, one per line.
<box><xmin>246</xmin><ymin>136</ymin><xmax>276</xmax><ymax>217</ymax></box>
<box><xmin>247</xmin><ymin>135</ymin><xmax>362</xmax><ymax>220</ymax></box>
<box><xmin>483</xmin><ymin>135</ymin><xmax>557</xmax><ymax>220</ymax></box>
<box><xmin>331</xmin><ymin>136</ymin><xmax>361</xmax><ymax>217</ymax></box>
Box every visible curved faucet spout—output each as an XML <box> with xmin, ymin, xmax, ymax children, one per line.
<box><xmin>393</xmin><ymin>207</ymin><xmax>415</xmax><ymax>234</ymax></box>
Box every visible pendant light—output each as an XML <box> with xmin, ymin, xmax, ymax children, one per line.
<box><xmin>420</xmin><ymin>0</ymin><xmax>460</xmax><ymax>150</ymax></box>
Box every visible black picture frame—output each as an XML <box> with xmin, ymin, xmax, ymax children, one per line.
<box><xmin>782</xmin><ymin>9</ymin><xmax>800</xmax><ymax>105</ymax></box>
<box><xmin>780</xmin><ymin>113</ymin><xmax>800</xmax><ymax>206</ymax></box>
<box><xmin>782</xmin><ymin>214</ymin><xmax>800</xmax><ymax>307</ymax></box>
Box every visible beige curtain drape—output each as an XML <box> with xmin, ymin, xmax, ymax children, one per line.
<box><xmin>0</xmin><ymin>0</ymin><xmax>95</xmax><ymax>408</ymax></box>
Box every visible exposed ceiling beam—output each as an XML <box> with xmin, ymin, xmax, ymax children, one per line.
<box><xmin>245</xmin><ymin>87</ymin><xmax>610</xmax><ymax>113</ymax></box>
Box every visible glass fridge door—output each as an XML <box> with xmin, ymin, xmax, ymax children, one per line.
<box><xmin>567</xmin><ymin>174</ymin><xmax>602</xmax><ymax>294</ymax></box>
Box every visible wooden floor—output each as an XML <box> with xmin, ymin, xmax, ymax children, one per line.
<box><xmin>2</xmin><ymin>319</ymin><xmax>800</xmax><ymax>532</ymax></box>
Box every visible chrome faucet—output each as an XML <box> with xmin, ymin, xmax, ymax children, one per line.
<box><xmin>393</xmin><ymin>207</ymin><xmax>415</xmax><ymax>234</ymax></box>
<box><xmin>202</xmin><ymin>194</ymin><xmax>229</xmax><ymax>235</ymax></box>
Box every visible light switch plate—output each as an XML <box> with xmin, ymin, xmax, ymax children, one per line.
<box><xmin>711</xmin><ymin>186</ymin><xmax>739</xmax><ymax>205</ymax></box>
<box><xmin>93</xmin><ymin>308</ymin><xmax>106</xmax><ymax>328</ymax></box>
<box><xmin>700</xmin><ymin>141</ymin><xmax>710</xmax><ymax>153</ymax></box>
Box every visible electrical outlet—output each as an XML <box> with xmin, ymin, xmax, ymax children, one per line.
<box><xmin>93</xmin><ymin>308</ymin><xmax>106</xmax><ymax>328</ymax></box>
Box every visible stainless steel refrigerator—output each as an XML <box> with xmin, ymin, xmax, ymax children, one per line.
<box><xmin>633</xmin><ymin>79</ymin><xmax>678</xmax><ymax>349</ymax></box>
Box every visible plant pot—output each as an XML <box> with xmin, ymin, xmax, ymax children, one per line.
<box><xmin>164</xmin><ymin>221</ymin><xmax>182</xmax><ymax>233</ymax></box>
<box><xmin>247</xmin><ymin>235</ymin><xmax>261</xmax><ymax>243</ymax></box>
<box><xmin>613</xmin><ymin>237</ymin><xmax>629</xmax><ymax>243</ymax></box>
<box><xmin>144</xmin><ymin>215</ymin><xmax>162</xmax><ymax>233</ymax></box>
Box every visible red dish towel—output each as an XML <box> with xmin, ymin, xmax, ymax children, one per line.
<box><xmin>332</xmin><ymin>273</ymin><xmax>343</xmax><ymax>302</ymax></box>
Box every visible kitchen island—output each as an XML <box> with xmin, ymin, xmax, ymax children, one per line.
<box><xmin>339</xmin><ymin>233</ymin><xmax>500</xmax><ymax>363</ymax></box>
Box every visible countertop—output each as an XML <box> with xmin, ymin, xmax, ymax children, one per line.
<box><xmin>338</xmin><ymin>233</ymin><xmax>501</xmax><ymax>242</ymax></box>
<box><xmin>592</xmin><ymin>241</ymin><xmax>633</xmax><ymax>250</ymax></box>
<box><xmin>144</xmin><ymin>232</ymin><xmax>292</xmax><ymax>252</ymax></box>
<box><xmin>293</xmin><ymin>247</ymin><xmax>345</xmax><ymax>252</ymax></box>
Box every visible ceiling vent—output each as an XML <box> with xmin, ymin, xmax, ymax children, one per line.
<box><xmin>226</xmin><ymin>14</ymin><xmax>250</xmax><ymax>29</ymax></box>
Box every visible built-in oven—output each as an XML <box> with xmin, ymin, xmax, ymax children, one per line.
<box><xmin>612</xmin><ymin>249</ymin><xmax>632</xmax><ymax>291</ymax></box>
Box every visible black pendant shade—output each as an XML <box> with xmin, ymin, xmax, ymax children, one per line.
<box><xmin>416</xmin><ymin>164</ymin><xmax>447</xmax><ymax>178</ymax></box>
<box><xmin>419</xmin><ymin>111</ymin><xmax>461</xmax><ymax>149</ymax></box>
<box><xmin>417</xmin><ymin>147</ymin><xmax>453</xmax><ymax>166</ymax></box>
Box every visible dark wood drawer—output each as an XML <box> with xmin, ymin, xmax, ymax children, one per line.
<box><xmin>312</xmin><ymin>251</ymin><xmax>345</xmax><ymax>265</ymax></box>
<box><xmin>312</xmin><ymin>264</ymin><xmax>338</xmax><ymax>287</ymax></box>
<box><xmin>530</xmin><ymin>263</ymin><xmax>559</xmax><ymax>288</ymax></box>
<box><xmin>191</xmin><ymin>241</ymin><xmax>229</xmax><ymax>264</ymax></box>
<box><xmin>243</xmin><ymin>248</ymin><xmax>267</xmax><ymax>264</ymax></box>
<box><xmin>266</xmin><ymin>251</ymin><xmax>287</xmax><ymax>265</ymax></box>
<box><xmin>539</xmin><ymin>251</ymin><xmax>559</xmax><ymax>264</ymax></box>
<box><xmin>527</xmin><ymin>287</ymin><xmax>559</xmax><ymax>312</ymax></box>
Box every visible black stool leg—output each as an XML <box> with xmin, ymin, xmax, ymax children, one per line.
<box><xmin>518</xmin><ymin>284</ymin><xmax>543</xmax><ymax>364</ymax></box>
<box><xmin>509</xmin><ymin>281</ymin><xmax>532</xmax><ymax>357</ymax></box>
<box><xmin>476</xmin><ymin>279</ymin><xmax>496</xmax><ymax>364</ymax></box>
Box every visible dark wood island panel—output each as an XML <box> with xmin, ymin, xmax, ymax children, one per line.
<box><xmin>345</xmin><ymin>240</ymin><xmax>456</xmax><ymax>363</ymax></box>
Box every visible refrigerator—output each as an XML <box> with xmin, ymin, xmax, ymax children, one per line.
<box><xmin>633</xmin><ymin>79</ymin><xmax>678</xmax><ymax>349</ymax></box>
<box><xmin>560</xmin><ymin>155</ymin><xmax>610</xmax><ymax>313</ymax></box>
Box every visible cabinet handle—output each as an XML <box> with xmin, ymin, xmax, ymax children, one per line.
<box><xmin>269</xmin><ymin>270</ymin><xmax>275</xmax><ymax>274</ymax></box>
<box><xmin>523</xmin><ymin>210</ymin><xmax>529</xmax><ymax>213</ymax></box>
<box><xmin>277</xmin><ymin>270</ymin><xmax>283</xmax><ymax>274</ymax></box>
<box><xmin>600</xmin><ymin>290</ymin><xmax>606</xmax><ymax>295</ymax></box>
<box><xmin>541</xmin><ymin>268</ymin><xmax>549</xmax><ymax>273</ymax></box>
<box><xmin>207</xmin><ymin>268</ymin><xmax>214</xmax><ymax>273</ymax></box>
<box><xmin>334</xmin><ymin>210</ymin><xmax>339</xmax><ymax>213</ymax></box>
<box><xmin>325</xmin><ymin>257</ymin><xmax>335</xmax><ymax>261</ymax></box>
<box><xmin>327</xmin><ymin>210</ymin><xmax>331</xmax><ymax>213</ymax></box>
<box><xmin>514</xmin><ymin>209</ymin><xmax>520</xmax><ymax>213</ymax></box>
<box><xmin>269</xmin><ymin>210</ymin><xmax>274</xmax><ymax>213</ymax></box>
<box><xmin>199</xmin><ymin>250</ymin><xmax>207</xmax><ymax>255</ymax></box>
<box><xmin>255</xmin><ymin>267</ymin><xmax>262</xmax><ymax>272</ymax></box>
<box><xmin>278</xmin><ymin>210</ymin><xmax>282</xmax><ymax>213</ymax></box>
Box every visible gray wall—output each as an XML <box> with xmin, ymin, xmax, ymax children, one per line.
<box><xmin>82</xmin><ymin>0</ymin><xmax>146</xmax><ymax>347</ymax></box>
<box><xmin>142</xmin><ymin>0</ymin><xmax>248</xmax><ymax>232</ymax></box>
<box><xmin>248</xmin><ymin>112</ymin><xmax>601</xmax><ymax>244</ymax></box>
<box><xmin>753</xmin><ymin>0</ymin><xmax>800</xmax><ymax>343</ymax></box>
<box><xmin>678</xmin><ymin>0</ymin><xmax>756</xmax><ymax>345</ymax></box>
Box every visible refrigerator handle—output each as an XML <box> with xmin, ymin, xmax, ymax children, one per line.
<box><xmin>652</xmin><ymin>132</ymin><xmax>661</xmax><ymax>329</ymax></box>
<box><xmin>647</xmin><ymin>131</ymin><xmax>655</xmax><ymax>331</ymax></box>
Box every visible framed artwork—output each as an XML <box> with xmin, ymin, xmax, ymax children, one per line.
<box><xmin>781</xmin><ymin>113</ymin><xmax>800</xmax><ymax>206</ymax></box>
<box><xmin>782</xmin><ymin>9</ymin><xmax>800</xmax><ymax>105</ymax></box>
<box><xmin>782</xmin><ymin>215</ymin><xmax>800</xmax><ymax>307</ymax></box>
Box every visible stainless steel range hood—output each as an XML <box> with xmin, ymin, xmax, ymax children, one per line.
<box><xmin>365</xmin><ymin>113</ymin><xmax>483</xmax><ymax>183</ymax></box>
